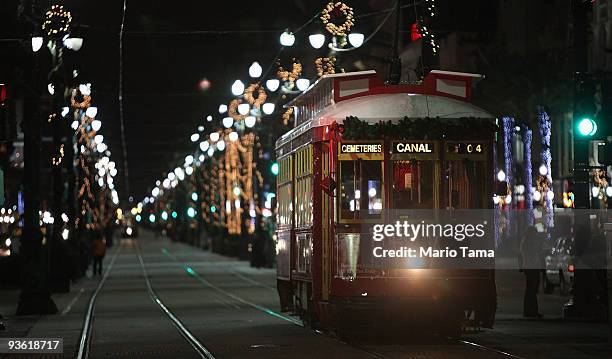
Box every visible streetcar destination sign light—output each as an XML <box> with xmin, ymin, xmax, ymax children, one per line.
<box><xmin>393</xmin><ymin>142</ymin><xmax>433</xmax><ymax>153</ymax></box>
<box><xmin>340</xmin><ymin>143</ymin><xmax>382</xmax><ymax>154</ymax></box>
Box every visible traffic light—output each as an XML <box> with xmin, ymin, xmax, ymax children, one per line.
<box><xmin>573</xmin><ymin>74</ymin><xmax>600</xmax><ymax>138</ymax></box>
<box><xmin>577</xmin><ymin>117</ymin><xmax>597</xmax><ymax>136</ymax></box>
<box><xmin>191</xmin><ymin>192</ymin><xmax>198</xmax><ymax>201</ymax></box>
<box><xmin>270</xmin><ymin>162</ymin><xmax>279</xmax><ymax>176</ymax></box>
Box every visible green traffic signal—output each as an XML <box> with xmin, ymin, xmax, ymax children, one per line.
<box><xmin>271</xmin><ymin>162</ymin><xmax>279</xmax><ymax>176</ymax></box>
<box><xmin>577</xmin><ymin>117</ymin><xmax>597</xmax><ymax>136</ymax></box>
<box><xmin>187</xmin><ymin>207</ymin><xmax>196</xmax><ymax>218</ymax></box>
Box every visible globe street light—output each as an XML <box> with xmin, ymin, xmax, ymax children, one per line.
<box><xmin>279</xmin><ymin>31</ymin><xmax>295</xmax><ymax>46</ymax></box>
<box><xmin>31</xmin><ymin>36</ymin><xmax>44</xmax><ymax>52</ymax></box>
<box><xmin>266</xmin><ymin>79</ymin><xmax>280</xmax><ymax>92</ymax></box>
<box><xmin>91</xmin><ymin>119</ymin><xmax>102</xmax><ymax>131</ymax></box>
<box><xmin>262</xmin><ymin>103</ymin><xmax>275</xmax><ymax>115</ymax></box>
<box><xmin>231</xmin><ymin>80</ymin><xmax>245</xmax><ymax>96</ymax></box>
<box><xmin>348</xmin><ymin>33</ymin><xmax>365</xmax><ymax>47</ymax></box>
<box><xmin>308</xmin><ymin>34</ymin><xmax>325</xmax><ymax>49</ymax></box>
<box><xmin>249</xmin><ymin>61</ymin><xmax>262</xmax><ymax>78</ymax></box>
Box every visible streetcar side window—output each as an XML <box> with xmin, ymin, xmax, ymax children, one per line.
<box><xmin>392</xmin><ymin>160</ymin><xmax>435</xmax><ymax>209</ymax></box>
<box><xmin>277</xmin><ymin>156</ymin><xmax>293</xmax><ymax>227</ymax></box>
<box><xmin>339</xmin><ymin>160</ymin><xmax>383</xmax><ymax>220</ymax></box>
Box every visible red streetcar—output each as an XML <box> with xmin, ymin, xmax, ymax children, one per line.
<box><xmin>275</xmin><ymin>70</ymin><xmax>497</xmax><ymax>335</ymax></box>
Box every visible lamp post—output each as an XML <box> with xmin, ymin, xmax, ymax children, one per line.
<box><xmin>16</xmin><ymin>3</ymin><xmax>83</xmax><ymax>315</ymax></box>
<box><xmin>42</xmin><ymin>4</ymin><xmax>83</xmax><ymax>293</ymax></box>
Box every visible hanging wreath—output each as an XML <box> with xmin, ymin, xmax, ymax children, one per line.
<box><xmin>315</xmin><ymin>57</ymin><xmax>336</xmax><ymax>77</ymax></box>
<box><xmin>282</xmin><ymin>107</ymin><xmax>294</xmax><ymax>126</ymax></box>
<box><xmin>71</xmin><ymin>89</ymin><xmax>91</xmax><ymax>110</ymax></box>
<box><xmin>228</xmin><ymin>99</ymin><xmax>246</xmax><ymax>121</ymax></box>
<box><xmin>277</xmin><ymin>59</ymin><xmax>302</xmax><ymax>84</ymax></box>
<box><xmin>42</xmin><ymin>4</ymin><xmax>72</xmax><ymax>37</ymax></box>
<box><xmin>244</xmin><ymin>84</ymin><xmax>267</xmax><ymax>108</ymax></box>
<box><xmin>320</xmin><ymin>2</ymin><xmax>354</xmax><ymax>37</ymax></box>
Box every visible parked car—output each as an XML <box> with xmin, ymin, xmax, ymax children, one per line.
<box><xmin>544</xmin><ymin>236</ymin><xmax>574</xmax><ymax>294</ymax></box>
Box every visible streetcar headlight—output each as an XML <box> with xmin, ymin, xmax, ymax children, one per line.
<box><xmin>126</xmin><ymin>227</ymin><xmax>133</xmax><ymax>236</ymax></box>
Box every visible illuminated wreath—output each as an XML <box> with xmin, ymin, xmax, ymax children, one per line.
<box><xmin>277</xmin><ymin>59</ymin><xmax>302</xmax><ymax>84</ymax></box>
<box><xmin>315</xmin><ymin>57</ymin><xmax>336</xmax><ymax>77</ymax></box>
<box><xmin>228</xmin><ymin>99</ymin><xmax>246</xmax><ymax>121</ymax></box>
<box><xmin>282</xmin><ymin>107</ymin><xmax>294</xmax><ymax>126</ymax></box>
<box><xmin>71</xmin><ymin>89</ymin><xmax>91</xmax><ymax>110</ymax></box>
<box><xmin>42</xmin><ymin>5</ymin><xmax>72</xmax><ymax>37</ymax></box>
<box><xmin>244</xmin><ymin>84</ymin><xmax>267</xmax><ymax>108</ymax></box>
<box><xmin>320</xmin><ymin>2</ymin><xmax>354</xmax><ymax>37</ymax></box>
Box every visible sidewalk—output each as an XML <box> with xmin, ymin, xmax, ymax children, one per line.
<box><xmin>0</xmin><ymin>271</ymin><xmax>100</xmax><ymax>358</ymax></box>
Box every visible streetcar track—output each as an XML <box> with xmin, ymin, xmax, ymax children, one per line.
<box><xmin>76</xmin><ymin>242</ymin><xmax>122</xmax><ymax>359</ymax></box>
<box><xmin>458</xmin><ymin>339</ymin><xmax>525</xmax><ymax>359</ymax></box>
<box><xmin>135</xmin><ymin>241</ymin><xmax>216</xmax><ymax>359</ymax></box>
<box><xmin>161</xmin><ymin>248</ymin><xmax>302</xmax><ymax>326</ymax></box>
<box><xmin>163</xmin><ymin>246</ymin><xmax>526</xmax><ymax>359</ymax></box>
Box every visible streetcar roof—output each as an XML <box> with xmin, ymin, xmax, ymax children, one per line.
<box><xmin>277</xmin><ymin>70</ymin><xmax>494</xmax><ymax>150</ymax></box>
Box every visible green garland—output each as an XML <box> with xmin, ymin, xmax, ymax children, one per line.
<box><xmin>342</xmin><ymin>116</ymin><xmax>497</xmax><ymax>140</ymax></box>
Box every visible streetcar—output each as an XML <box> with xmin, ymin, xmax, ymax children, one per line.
<box><xmin>275</xmin><ymin>70</ymin><xmax>497</xmax><ymax>336</ymax></box>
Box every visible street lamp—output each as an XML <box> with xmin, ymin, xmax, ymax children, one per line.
<box><xmin>222</xmin><ymin>117</ymin><xmax>234</xmax><ymax>128</ymax></box>
<box><xmin>262</xmin><ymin>103</ymin><xmax>275</xmax><ymax>115</ymax></box>
<box><xmin>279</xmin><ymin>31</ymin><xmax>295</xmax><ymax>46</ymax></box>
<box><xmin>91</xmin><ymin>119</ymin><xmax>101</xmax><ymax>131</ymax></box>
<box><xmin>249</xmin><ymin>62</ymin><xmax>262</xmax><ymax>78</ymax></box>
<box><xmin>231</xmin><ymin>80</ymin><xmax>245</xmax><ymax>96</ymax></box>
<box><xmin>31</xmin><ymin>36</ymin><xmax>44</xmax><ymax>52</ymax></box>
<box><xmin>244</xmin><ymin>116</ymin><xmax>256</xmax><ymax>128</ymax></box>
<box><xmin>237</xmin><ymin>103</ymin><xmax>250</xmax><ymax>115</ymax></box>
<box><xmin>85</xmin><ymin>106</ymin><xmax>97</xmax><ymax>118</ymax></box>
<box><xmin>348</xmin><ymin>33</ymin><xmax>365</xmax><ymax>47</ymax></box>
<box><xmin>265</xmin><ymin>79</ymin><xmax>280</xmax><ymax>92</ymax></box>
<box><xmin>308</xmin><ymin>34</ymin><xmax>326</xmax><ymax>49</ymax></box>
<box><xmin>296</xmin><ymin>78</ymin><xmax>310</xmax><ymax>91</ymax></box>
<box><xmin>62</xmin><ymin>35</ymin><xmax>83</xmax><ymax>51</ymax></box>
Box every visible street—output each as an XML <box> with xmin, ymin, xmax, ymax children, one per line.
<box><xmin>0</xmin><ymin>230</ymin><xmax>609</xmax><ymax>358</ymax></box>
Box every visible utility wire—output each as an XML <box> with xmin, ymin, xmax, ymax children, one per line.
<box><xmin>119</xmin><ymin>0</ymin><xmax>130</xmax><ymax>196</ymax></box>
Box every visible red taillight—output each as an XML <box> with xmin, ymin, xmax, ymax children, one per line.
<box><xmin>568</xmin><ymin>264</ymin><xmax>574</xmax><ymax>273</ymax></box>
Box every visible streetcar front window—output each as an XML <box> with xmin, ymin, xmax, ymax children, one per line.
<box><xmin>392</xmin><ymin>160</ymin><xmax>434</xmax><ymax>209</ymax></box>
<box><xmin>340</xmin><ymin>160</ymin><xmax>383</xmax><ymax>220</ymax></box>
<box><xmin>444</xmin><ymin>160</ymin><xmax>488</xmax><ymax>209</ymax></box>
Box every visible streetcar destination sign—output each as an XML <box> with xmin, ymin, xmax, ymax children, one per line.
<box><xmin>393</xmin><ymin>142</ymin><xmax>433</xmax><ymax>154</ymax></box>
<box><xmin>340</xmin><ymin>143</ymin><xmax>382</xmax><ymax>154</ymax></box>
<box><xmin>446</xmin><ymin>142</ymin><xmax>485</xmax><ymax>154</ymax></box>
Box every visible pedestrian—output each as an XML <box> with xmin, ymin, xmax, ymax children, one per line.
<box><xmin>520</xmin><ymin>226</ymin><xmax>543</xmax><ymax>318</ymax></box>
<box><xmin>91</xmin><ymin>231</ymin><xmax>107</xmax><ymax>277</ymax></box>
